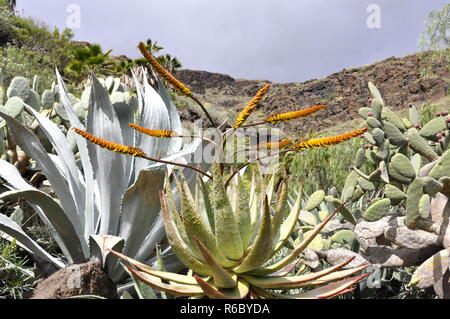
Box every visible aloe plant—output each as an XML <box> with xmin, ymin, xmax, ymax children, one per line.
<box><xmin>109</xmin><ymin>163</ymin><xmax>369</xmax><ymax>299</ymax></box>
<box><xmin>0</xmin><ymin>69</ymin><xmax>205</xmax><ymax>284</ymax></box>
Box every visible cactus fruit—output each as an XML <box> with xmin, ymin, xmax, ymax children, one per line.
<box><xmin>358</xmin><ymin>107</ymin><xmax>372</xmax><ymax>119</ymax></box>
<box><xmin>363</xmin><ymin>198</ymin><xmax>391</xmax><ymax>222</ymax></box>
<box><xmin>6</xmin><ymin>77</ymin><xmax>30</xmax><ymax>101</ymax></box>
<box><xmin>305</xmin><ymin>190</ymin><xmax>325</xmax><ymax>211</ymax></box>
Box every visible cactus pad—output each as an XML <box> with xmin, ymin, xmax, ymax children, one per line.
<box><xmin>363</xmin><ymin>198</ymin><xmax>391</xmax><ymax>222</ymax></box>
<box><xmin>304</xmin><ymin>190</ymin><xmax>325</xmax><ymax>211</ymax></box>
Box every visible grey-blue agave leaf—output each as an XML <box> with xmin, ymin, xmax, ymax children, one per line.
<box><xmin>0</xmin><ymin>159</ymin><xmax>35</xmax><ymax>191</ymax></box>
<box><xmin>112</xmin><ymin>168</ymin><xmax>166</xmax><ymax>281</ymax></box>
<box><xmin>23</xmin><ymin>103</ymin><xmax>86</xmax><ymax>224</ymax></box>
<box><xmin>111</xmin><ymin>97</ymin><xmax>136</xmax><ymax>187</ymax></box>
<box><xmin>56</xmin><ymin>69</ymin><xmax>96</xmax><ymax>235</ymax></box>
<box><xmin>0</xmin><ymin>213</ymin><xmax>65</xmax><ymax>268</ymax></box>
<box><xmin>134</xmin><ymin>79</ymin><xmax>171</xmax><ymax>174</ymax></box>
<box><xmin>0</xmin><ymin>159</ymin><xmax>87</xmax><ymax>262</ymax></box>
<box><xmin>89</xmin><ymin>234</ymin><xmax>124</xmax><ymax>272</ymax></box>
<box><xmin>118</xmin><ymin>168</ymin><xmax>165</xmax><ymax>259</ymax></box>
<box><xmin>157</xmin><ymin>77</ymin><xmax>182</xmax><ymax>155</ymax></box>
<box><xmin>0</xmin><ymin>111</ymin><xmax>83</xmax><ymax>238</ymax></box>
<box><xmin>134</xmin><ymin>215</ymin><xmax>166</xmax><ymax>263</ymax></box>
<box><xmin>131</xmin><ymin>68</ymin><xmax>145</xmax><ymax>131</ymax></box>
<box><xmin>86</xmin><ymin>74</ymin><xmax>127</xmax><ymax>235</ymax></box>
<box><xmin>0</xmin><ymin>190</ymin><xmax>86</xmax><ymax>263</ymax></box>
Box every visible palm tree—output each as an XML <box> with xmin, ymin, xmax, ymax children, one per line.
<box><xmin>65</xmin><ymin>43</ymin><xmax>115</xmax><ymax>84</ymax></box>
<box><xmin>114</xmin><ymin>58</ymin><xmax>135</xmax><ymax>76</ymax></box>
<box><xmin>133</xmin><ymin>38</ymin><xmax>164</xmax><ymax>66</ymax></box>
<box><xmin>156</xmin><ymin>54</ymin><xmax>182</xmax><ymax>73</ymax></box>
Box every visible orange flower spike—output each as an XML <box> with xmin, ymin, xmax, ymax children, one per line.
<box><xmin>289</xmin><ymin>128</ymin><xmax>368</xmax><ymax>151</ymax></box>
<box><xmin>265</xmin><ymin>105</ymin><xmax>326</xmax><ymax>124</ymax></box>
<box><xmin>233</xmin><ymin>85</ymin><xmax>271</xmax><ymax>128</ymax></box>
<box><xmin>73</xmin><ymin>128</ymin><xmax>146</xmax><ymax>157</ymax></box>
<box><xmin>257</xmin><ymin>138</ymin><xmax>293</xmax><ymax>150</ymax></box>
<box><xmin>128</xmin><ymin>123</ymin><xmax>175</xmax><ymax>138</ymax></box>
<box><xmin>138</xmin><ymin>42</ymin><xmax>192</xmax><ymax>96</ymax></box>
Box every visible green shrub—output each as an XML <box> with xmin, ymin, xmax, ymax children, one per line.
<box><xmin>0</xmin><ymin>44</ymin><xmax>54</xmax><ymax>90</ymax></box>
<box><xmin>0</xmin><ymin>239</ymin><xmax>34</xmax><ymax>299</ymax></box>
<box><xmin>288</xmin><ymin>136</ymin><xmax>372</xmax><ymax>194</ymax></box>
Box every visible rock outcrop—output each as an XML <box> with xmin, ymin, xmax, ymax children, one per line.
<box><xmin>175</xmin><ymin>51</ymin><xmax>449</xmax><ymax>133</ymax></box>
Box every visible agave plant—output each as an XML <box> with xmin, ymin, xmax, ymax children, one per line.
<box><xmin>0</xmin><ymin>68</ymin><xmax>205</xmax><ymax>283</ymax></box>
<box><xmin>109</xmin><ymin>162</ymin><xmax>369</xmax><ymax>299</ymax></box>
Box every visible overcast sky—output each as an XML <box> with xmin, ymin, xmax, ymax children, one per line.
<box><xmin>16</xmin><ymin>0</ymin><xmax>448</xmax><ymax>83</ymax></box>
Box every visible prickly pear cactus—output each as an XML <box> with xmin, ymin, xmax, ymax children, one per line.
<box><xmin>6</xmin><ymin>77</ymin><xmax>31</xmax><ymax>101</ymax></box>
<box><xmin>341</xmin><ymin>82</ymin><xmax>450</xmax><ymax>297</ymax></box>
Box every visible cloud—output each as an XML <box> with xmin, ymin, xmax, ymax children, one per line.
<box><xmin>16</xmin><ymin>0</ymin><xmax>448</xmax><ymax>82</ymax></box>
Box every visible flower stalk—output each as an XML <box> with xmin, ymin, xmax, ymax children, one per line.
<box><xmin>73</xmin><ymin>128</ymin><xmax>213</xmax><ymax>179</ymax></box>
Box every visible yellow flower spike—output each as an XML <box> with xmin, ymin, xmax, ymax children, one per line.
<box><xmin>73</xmin><ymin>128</ymin><xmax>146</xmax><ymax>157</ymax></box>
<box><xmin>233</xmin><ymin>85</ymin><xmax>271</xmax><ymax>129</ymax></box>
<box><xmin>265</xmin><ymin>105</ymin><xmax>327</xmax><ymax>124</ymax></box>
<box><xmin>138</xmin><ymin>42</ymin><xmax>192</xmax><ymax>96</ymax></box>
<box><xmin>256</xmin><ymin>138</ymin><xmax>293</xmax><ymax>150</ymax></box>
<box><xmin>128</xmin><ymin>123</ymin><xmax>175</xmax><ymax>138</ymax></box>
<box><xmin>289</xmin><ymin>128</ymin><xmax>368</xmax><ymax>151</ymax></box>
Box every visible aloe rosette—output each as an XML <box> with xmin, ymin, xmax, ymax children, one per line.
<box><xmin>111</xmin><ymin>163</ymin><xmax>369</xmax><ymax>299</ymax></box>
<box><xmin>0</xmin><ymin>69</ymin><xmax>205</xmax><ymax>283</ymax></box>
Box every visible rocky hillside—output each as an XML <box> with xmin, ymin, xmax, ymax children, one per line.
<box><xmin>175</xmin><ymin>51</ymin><xmax>449</xmax><ymax>135</ymax></box>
